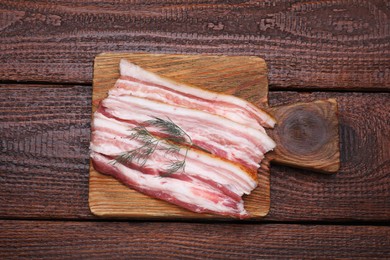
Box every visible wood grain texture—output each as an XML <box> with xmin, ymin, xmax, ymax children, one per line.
<box><xmin>269</xmin><ymin>99</ymin><xmax>340</xmax><ymax>173</ymax></box>
<box><xmin>0</xmin><ymin>84</ymin><xmax>92</xmax><ymax>219</ymax></box>
<box><xmin>0</xmin><ymin>85</ymin><xmax>389</xmax><ymax>221</ymax></box>
<box><xmin>0</xmin><ymin>1</ymin><xmax>389</xmax><ymax>89</ymax></box>
<box><xmin>267</xmin><ymin>91</ymin><xmax>390</xmax><ymax>221</ymax></box>
<box><xmin>0</xmin><ymin>220</ymin><xmax>389</xmax><ymax>259</ymax></box>
<box><xmin>90</xmin><ymin>53</ymin><xmax>270</xmax><ymax>220</ymax></box>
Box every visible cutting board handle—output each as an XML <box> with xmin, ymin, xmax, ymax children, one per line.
<box><xmin>267</xmin><ymin>99</ymin><xmax>340</xmax><ymax>173</ymax></box>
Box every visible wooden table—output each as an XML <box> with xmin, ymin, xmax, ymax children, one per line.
<box><xmin>1</xmin><ymin>1</ymin><xmax>389</xmax><ymax>258</ymax></box>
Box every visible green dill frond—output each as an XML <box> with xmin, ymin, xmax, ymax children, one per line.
<box><xmin>163</xmin><ymin>160</ymin><xmax>185</xmax><ymax>176</ymax></box>
<box><xmin>145</xmin><ymin>117</ymin><xmax>188</xmax><ymax>144</ymax></box>
<box><xmin>128</xmin><ymin>126</ymin><xmax>154</xmax><ymax>141</ymax></box>
<box><xmin>160</xmin><ymin>144</ymin><xmax>181</xmax><ymax>159</ymax></box>
<box><xmin>114</xmin><ymin>117</ymin><xmax>208</xmax><ymax>177</ymax></box>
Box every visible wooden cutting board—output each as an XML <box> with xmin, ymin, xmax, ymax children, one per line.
<box><xmin>89</xmin><ymin>53</ymin><xmax>340</xmax><ymax>220</ymax></box>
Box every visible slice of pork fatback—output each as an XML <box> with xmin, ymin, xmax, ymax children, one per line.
<box><xmin>91</xmin><ymin>152</ymin><xmax>250</xmax><ymax>219</ymax></box>
<box><xmin>111</xmin><ymin>59</ymin><xmax>276</xmax><ymax>130</ymax></box>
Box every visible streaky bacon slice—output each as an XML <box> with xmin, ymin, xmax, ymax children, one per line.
<box><xmin>90</xmin><ymin>111</ymin><xmax>258</xmax><ymax>199</ymax></box>
<box><xmin>91</xmin><ymin>152</ymin><xmax>250</xmax><ymax>219</ymax></box>
<box><xmin>100</xmin><ymin>95</ymin><xmax>276</xmax><ymax>171</ymax></box>
<box><xmin>113</xmin><ymin>59</ymin><xmax>276</xmax><ymax>129</ymax></box>
<box><xmin>110</xmin><ymin>79</ymin><xmax>263</xmax><ymax>134</ymax></box>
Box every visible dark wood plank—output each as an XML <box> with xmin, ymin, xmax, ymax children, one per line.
<box><xmin>0</xmin><ymin>84</ymin><xmax>93</xmax><ymax>219</ymax></box>
<box><xmin>0</xmin><ymin>84</ymin><xmax>389</xmax><ymax>221</ymax></box>
<box><xmin>0</xmin><ymin>1</ymin><xmax>389</xmax><ymax>89</ymax></box>
<box><xmin>0</xmin><ymin>220</ymin><xmax>389</xmax><ymax>259</ymax></box>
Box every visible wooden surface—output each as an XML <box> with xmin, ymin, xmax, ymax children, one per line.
<box><xmin>269</xmin><ymin>99</ymin><xmax>340</xmax><ymax>173</ymax></box>
<box><xmin>1</xmin><ymin>220</ymin><xmax>389</xmax><ymax>259</ymax></box>
<box><xmin>1</xmin><ymin>0</ymin><xmax>389</xmax><ymax>258</ymax></box>
<box><xmin>0</xmin><ymin>1</ymin><xmax>389</xmax><ymax>90</ymax></box>
<box><xmin>90</xmin><ymin>53</ymin><xmax>271</xmax><ymax>219</ymax></box>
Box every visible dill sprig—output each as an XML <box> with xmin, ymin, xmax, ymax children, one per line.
<box><xmin>114</xmin><ymin>126</ymin><xmax>160</xmax><ymax>167</ymax></box>
<box><xmin>114</xmin><ymin>117</ymin><xmax>207</xmax><ymax>176</ymax></box>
